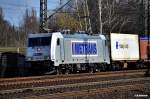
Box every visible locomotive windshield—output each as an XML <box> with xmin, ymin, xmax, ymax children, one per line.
<box><xmin>28</xmin><ymin>36</ymin><xmax>51</xmax><ymax>47</ymax></box>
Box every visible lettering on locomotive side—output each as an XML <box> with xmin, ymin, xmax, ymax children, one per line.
<box><xmin>72</xmin><ymin>41</ymin><xmax>97</xmax><ymax>56</ymax></box>
<box><xmin>116</xmin><ymin>41</ymin><xmax>129</xmax><ymax>49</ymax></box>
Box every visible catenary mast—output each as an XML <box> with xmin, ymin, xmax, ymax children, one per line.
<box><xmin>40</xmin><ymin>0</ymin><xmax>47</xmax><ymax>32</ymax></box>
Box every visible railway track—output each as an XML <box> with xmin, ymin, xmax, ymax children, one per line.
<box><xmin>0</xmin><ymin>70</ymin><xmax>145</xmax><ymax>90</ymax></box>
<box><xmin>0</xmin><ymin>77</ymin><xmax>150</xmax><ymax>99</ymax></box>
<box><xmin>25</xmin><ymin>83</ymin><xmax>150</xmax><ymax>99</ymax></box>
<box><xmin>0</xmin><ymin>69</ymin><xmax>145</xmax><ymax>83</ymax></box>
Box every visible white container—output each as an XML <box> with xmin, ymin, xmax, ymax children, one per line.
<box><xmin>110</xmin><ymin>33</ymin><xmax>139</xmax><ymax>61</ymax></box>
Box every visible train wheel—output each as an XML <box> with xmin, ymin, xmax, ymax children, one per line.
<box><xmin>65</xmin><ymin>69</ymin><xmax>70</xmax><ymax>74</ymax></box>
<box><xmin>89</xmin><ymin>67</ymin><xmax>95</xmax><ymax>73</ymax></box>
<box><xmin>73</xmin><ymin>64</ymin><xmax>78</xmax><ymax>73</ymax></box>
<box><xmin>55</xmin><ymin>66</ymin><xmax>60</xmax><ymax>75</ymax></box>
<box><xmin>85</xmin><ymin>64</ymin><xmax>92</xmax><ymax>73</ymax></box>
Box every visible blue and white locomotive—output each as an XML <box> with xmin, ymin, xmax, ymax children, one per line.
<box><xmin>26</xmin><ymin>32</ymin><xmax>110</xmax><ymax>74</ymax></box>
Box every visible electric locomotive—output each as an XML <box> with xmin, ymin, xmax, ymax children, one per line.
<box><xmin>26</xmin><ymin>32</ymin><xmax>110</xmax><ymax>74</ymax></box>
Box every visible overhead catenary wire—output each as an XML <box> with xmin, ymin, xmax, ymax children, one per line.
<box><xmin>47</xmin><ymin>0</ymin><xmax>73</xmax><ymax>20</ymax></box>
<box><xmin>0</xmin><ymin>0</ymin><xmax>58</xmax><ymax>8</ymax></box>
<box><xmin>0</xmin><ymin>0</ymin><xmax>59</xmax><ymax>12</ymax></box>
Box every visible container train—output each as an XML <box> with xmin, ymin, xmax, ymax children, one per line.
<box><xmin>25</xmin><ymin>32</ymin><xmax>150</xmax><ymax>74</ymax></box>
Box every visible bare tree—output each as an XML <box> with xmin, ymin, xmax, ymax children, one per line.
<box><xmin>22</xmin><ymin>8</ymin><xmax>39</xmax><ymax>34</ymax></box>
<box><xmin>88</xmin><ymin>0</ymin><xmax>144</xmax><ymax>34</ymax></box>
<box><xmin>19</xmin><ymin>8</ymin><xmax>39</xmax><ymax>46</ymax></box>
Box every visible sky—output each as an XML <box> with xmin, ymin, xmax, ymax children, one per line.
<box><xmin>0</xmin><ymin>0</ymin><xmax>63</xmax><ymax>27</ymax></box>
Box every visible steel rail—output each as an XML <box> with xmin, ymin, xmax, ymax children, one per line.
<box><xmin>0</xmin><ymin>77</ymin><xmax>149</xmax><ymax>98</ymax></box>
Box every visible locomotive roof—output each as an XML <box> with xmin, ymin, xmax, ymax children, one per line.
<box><xmin>62</xmin><ymin>32</ymin><xmax>105</xmax><ymax>40</ymax></box>
<box><xmin>28</xmin><ymin>33</ymin><xmax>52</xmax><ymax>38</ymax></box>
<box><xmin>27</xmin><ymin>32</ymin><xmax>106</xmax><ymax>40</ymax></box>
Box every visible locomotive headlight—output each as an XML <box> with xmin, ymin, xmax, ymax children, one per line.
<box><xmin>47</xmin><ymin>56</ymin><xmax>50</xmax><ymax>60</ymax></box>
<box><xmin>44</xmin><ymin>56</ymin><xmax>50</xmax><ymax>60</ymax></box>
<box><xmin>27</xmin><ymin>57</ymin><xmax>32</xmax><ymax>61</ymax></box>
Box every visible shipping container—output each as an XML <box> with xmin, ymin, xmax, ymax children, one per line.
<box><xmin>140</xmin><ymin>37</ymin><xmax>150</xmax><ymax>60</ymax></box>
<box><xmin>110</xmin><ymin>33</ymin><xmax>140</xmax><ymax>61</ymax></box>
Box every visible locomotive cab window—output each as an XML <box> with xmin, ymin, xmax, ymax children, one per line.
<box><xmin>28</xmin><ymin>36</ymin><xmax>51</xmax><ymax>47</ymax></box>
<box><xmin>57</xmin><ymin>38</ymin><xmax>60</xmax><ymax>46</ymax></box>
